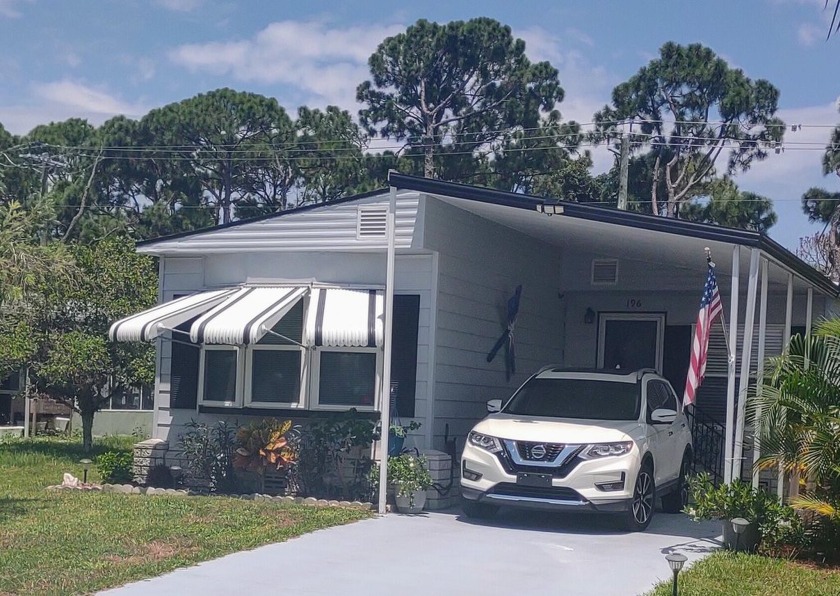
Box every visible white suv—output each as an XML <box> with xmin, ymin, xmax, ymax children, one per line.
<box><xmin>460</xmin><ymin>367</ymin><xmax>692</xmax><ymax>531</ymax></box>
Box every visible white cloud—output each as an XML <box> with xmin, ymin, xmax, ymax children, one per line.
<box><xmin>32</xmin><ymin>80</ymin><xmax>149</xmax><ymax>117</ymax></box>
<box><xmin>155</xmin><ymin>0</ymin><xmax>203</xmax><ymax>12</ymax></box>
<box><xmin>168</xmin><ymin>20</ymin><xmax>403</xmax><ymax>107</ymax></box>
<box><xmin>797</xmin><ymin>22</ymin><xmax>824</xmax><ymax>45</ymax></box>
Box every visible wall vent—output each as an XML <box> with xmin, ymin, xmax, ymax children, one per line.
<box><xmin>591</xmin><ymin>259</ymin><xmax>619</xmax><ymax>285</ymax></box>
<box><xmin>357</xmin><ymin>206</ymin><xmax>388</xmax><ymax>239</ymax></box>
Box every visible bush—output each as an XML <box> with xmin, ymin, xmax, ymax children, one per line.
<box><xmin>294</xmin><ymin>410</ymin><xmax>377</xmax><ymax>500</ymax></box>
<box><xmin>179</xmin><ymin>420</ymin><xmax>237</xmax><ymax>493</ymax></box>
<box><xmin>96</xmin><ymin>450</ymin><xmax>133</xmax><ymax>484</ymax></box>
<box><xmin>146</xmin><ymin>463</ymin><xmax>174</xmax><ymax>488</ymax></box>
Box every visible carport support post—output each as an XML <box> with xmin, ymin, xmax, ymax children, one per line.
<box><xmin>752</xmin><ymin>258</ymin><xmax>769</xmax><ymax>489</ymax></box>
<box><xmin>778</xmin><ymin>272</ymin><xmax>793</xmax><ymax>500</ymax></box>
<box><xmin>733</xmin><ymin>249</ymin><xmax>760</xmax><ymax>482</ymax></box>
<box><xmin>377</xmin><ymin>184</ymin><xmax>397</xmax><ymax>515</ymax></box>
<box><xmin>723</xmin><ymin>246</ymin><xmax>740</xmax><ymax>485</ymax></box>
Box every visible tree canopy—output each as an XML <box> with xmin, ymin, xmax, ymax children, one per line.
<box><xmin>594</xmin><ymin>42</ymin><xmax>785</xmax><ymax>219</ymax></box>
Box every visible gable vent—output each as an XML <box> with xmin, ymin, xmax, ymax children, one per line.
<box><xmin>591</xmin><ymin>259</ymin><xmax>619</xmax><ymax>285</ymax></box>
<box><xmin>357</xmin><ymin>206</ymin><xmax>388</xmax><ymax>239</ymax></box>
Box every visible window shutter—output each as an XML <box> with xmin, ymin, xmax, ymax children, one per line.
<box><xmin>170</xmin><ymin>342</ymin><xmax>199</xmax><ymax>409</ymax></box>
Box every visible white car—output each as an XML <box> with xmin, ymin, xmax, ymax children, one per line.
<box><xmin>460</xmin><ymin>367</ymin><xmax>692</xmax><ymax>531</ymax></box>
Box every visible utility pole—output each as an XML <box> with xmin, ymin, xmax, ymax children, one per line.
<box><xmin>617</xmin><ymin>123</ymin><xmax>630</xmax><ymax>210</ymax></box>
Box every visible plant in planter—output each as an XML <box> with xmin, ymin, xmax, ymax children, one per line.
<box><xmin>233</xmin><ymin>418</ymin><xmax>300</xmax><ymax>493</ymax></box>
<box><xmin>387</xmin><ymin>453</ymin><xmax>433</xmax><ymax>514</ymax></box>
<box><xmin>686</xmin><ymin>473</ymin><xmax>795</xmax><ymax>552</ymax></box>
<box><xmin>388</xmin><ymin>421</ymin><xmax>421</xmax><ymax>456</ymax></box>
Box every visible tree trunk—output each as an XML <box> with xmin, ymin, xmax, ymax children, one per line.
<box><xmin>651</xmin><ymin>153</ymin><xmax>662</xmax><ymax>216</ymax></box>
<box><xmin>81</xmin><ymin>410</ymin><xmax>95</xmax><ymax>454</ymax></box>
<box><xmin>223</xmin><ymin>151</ymin><xmax>233</xmax><ymax>224</ymax></box>
<box><xmin>423</xmin><ymin>135</ymin><xmax>435</xmax><ymax>179</ymax></box>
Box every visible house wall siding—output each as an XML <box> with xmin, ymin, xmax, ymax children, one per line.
<box><xmin>138</xmin><ymin>192</ymin><xmax>421</xmax><ymax>255</ymax></box>
<box><xmin>152</xmin><ymin>252</ymin><xmax>435</xmax><ymax>450</ymax></box>
<box><xmin>422</xmin><ymin>197</ymin><xmax>564</xmax><ymax>450</ymax></box>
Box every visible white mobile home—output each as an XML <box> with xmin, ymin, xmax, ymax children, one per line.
<box><xmin>111</xmin><ymin>173</ymin><xmax>837</xmax><ymax>486</ymax></box>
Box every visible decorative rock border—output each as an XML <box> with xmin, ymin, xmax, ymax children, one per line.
<box><xmin>46</xmin><ymin>483</ymin><xmax>375</xmax><ymax>510</ymax></box>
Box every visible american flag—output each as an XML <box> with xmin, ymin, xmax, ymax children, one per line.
<box><xmin>684</xmin><ymin>264</ymin><xmax>723</xmax><ymax>406</ymax></box>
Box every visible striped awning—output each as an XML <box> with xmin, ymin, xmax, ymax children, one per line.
<box><xmin>305</xmin><ymin>288</ymin><xmax>384</xmax><ymax>347</ymax></box>
<box><xmin>108</xmin><ymin>288</ymin><xmax>237</xmax><ymax>342</ymax></box>
<box><xmin>190</xmin><ymin>286</ymin><xmax>308</xmax><ymax>345</ymax></box>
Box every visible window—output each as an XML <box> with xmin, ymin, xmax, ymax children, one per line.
<box><xmin>170</xmin><ymin>316</ymin><xmax>200</xmax><ymax>410</ymax></box>
<box><xmin>108</xmin><ymin>385</ymin><xmax>154</xmax><ymax>411</ymax></box>
<box><xmin>246</xmin><ymin>300</ymin><xmax>305</xmax><ymax>407</ymax></box>
<box><xmin>647</xmin><ymin>380</ymin><xmax>677</xmax><ymax>415</ymax></box>
<box><xmin>199</xmin><ymin>347</ymin><xmax>241</xmax><ymax>406</ymax></box>
<box><xmin>391</xmin><ymin>295</ymin><xmax>420</xmax><ymax>418</ymax></box>
<box><xmin>314</xmin><ymin>350</ymin><xmax>379</xmax><ymax>409</ymax></box>
<box><xmin>504</xmin><ymin>378</ymin><xmax>640</xmax><ymax>421</ymax></box>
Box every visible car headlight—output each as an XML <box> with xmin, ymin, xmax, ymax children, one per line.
<box><xmin>468</xmin><ymin>431</ymin><xmax>503</xmax><ymax>454</ymax></box>
<box><xmin>580</xmin><ymin>441</ymin><xmax>634</xmax><ymax>460</ymax></box>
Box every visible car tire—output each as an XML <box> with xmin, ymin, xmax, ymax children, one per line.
<box><xmin>661</xmin><ymin>453</ymin><xmax>691</xmax><ymax>514</ymax></box>
<box><xmin>621</xmin><ymin>461</ymin><xmax>655</xmax><ymax>531</ymax></box>
<box><xmin>462</xmin><ymin>499</ymin><xmax>499</xmax><ymax>519</ymax></box>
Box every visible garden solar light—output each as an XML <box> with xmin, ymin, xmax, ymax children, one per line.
<box><xmin>731</xmin><ymin>517</ymin><xmax>749</xmax><ymax>552</ymax></box>
<box><xmin>79</xmin><ymin>458</ymin><xmax>92</xmax><ymax>484</ymax></box>
<box><xmin>665</xmin><ymin>553</ymin><xmax>687</xmax><ymax>596</ymax></box>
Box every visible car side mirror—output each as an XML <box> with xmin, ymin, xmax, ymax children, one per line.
<box><xmin>650</xmin><ymin>408</ymin><xmax>677</xmax><ymax>424</ymax></box>
<box><xmin>487</xmin><ymin>399</ymin><xmax>502</xmax><ymax>413</ymax></box>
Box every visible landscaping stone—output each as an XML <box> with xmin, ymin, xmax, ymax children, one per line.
<box><xmin>339</xmin><ymin>501</ymin><xmax>351</xmax><ymax>507</ymax></box>
<box><xmin>303</xmin><ymin>497</ymin><xmax>317</xmax><ymax>505</ymax></box>
<box><xmin>328</xmin><ymin>500</ymin><xmax>340</xmax><ymax>507</ymax></box>
<box><xmin>130</xmin><ymin>486</ymin><xmax>141</xmax><ymax>494</ymax></box>
<box><xmin>316</xmin><ymin>499</ymin><xmax>329</xmax><ymax>507</ymax></box>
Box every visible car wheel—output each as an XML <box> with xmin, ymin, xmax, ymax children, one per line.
<box><xmin>621</xmin><ymin>462</ymin><xmax>655</xmax><ymax>531</ymax></box>
<box><xmin>462</xmin><ymin>499</ymin><xmax>499</xmax><ymax>519</ymax></box>
<box><xmin>662</xmin><ymin>453</ymin><xmax>691</xmax><ymax>514</ymax></box>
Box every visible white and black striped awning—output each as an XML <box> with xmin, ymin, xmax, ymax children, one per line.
<box><xmin>110</xmin><ymin>285</ymin><xmax>383</xmax><ymax>348</ymax></box>
<box><xmin>108</xmin><ymin>288</ymin><xmax>237</xmax><ymax>342</ymax></box>
<box><xmin>305</xmin><ymin>288</ymin><xmax>384</xmax><ymax>348</ymax></box>
<box><xmin>190</xmin><ymin>286</ymin><xmax>308</xmax><ymax>345</ymax></box>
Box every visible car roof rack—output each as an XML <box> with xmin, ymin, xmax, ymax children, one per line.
<box><xmin>635</xmin><ymin>368</ymin><xmax>658</xmax><ymax>380</ymax></box>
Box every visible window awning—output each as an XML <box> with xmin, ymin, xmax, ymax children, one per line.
<box><xmin>190</xmin><ymin>286</ymin><xmax>308</xmax><ymax>345</ymax></box>
<box><xmin>108</xmin><ymin>288</ymin><xmax>237</xmax><ymax>342</ymax></box>
<box><xmin>305</xmin><ymin>288</ymin><xmax>384</xmax><ymax>348</ymax></box>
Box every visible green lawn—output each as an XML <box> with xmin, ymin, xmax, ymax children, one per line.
<box><xmin>0</xmin><ymin>436</ymin><xmax>370</xmax><ymax>595</ymax></box>
<box><xmin>648</xmin><ymin>551</ymin><xmax>840</xmax><ymax>596</ymax></box>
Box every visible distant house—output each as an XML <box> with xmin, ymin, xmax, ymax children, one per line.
<box><xmin>110</xmin><ymin>173</ymin><xmax>838</xmax><ymax>486</ymax></box>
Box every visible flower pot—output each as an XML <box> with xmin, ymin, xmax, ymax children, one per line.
<box><xmin>722</xmin><ymin>519</ymin><xmax>761</xmax><ymax>552</ymax></box>
<box><xmin>395</xmin><ymin>489</ymin><xmax>427</xmax><ymax>514</ymax></box>
<box><xmin>388</xmin><ymin>430</ymin><xmax>405</xmax><ymax>457</ymax></box>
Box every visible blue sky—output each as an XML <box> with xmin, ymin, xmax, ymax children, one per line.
<box><xmin>0</xmin><ymin>0</ymin><xmax>838</xmax><ymax>250</ymax></box>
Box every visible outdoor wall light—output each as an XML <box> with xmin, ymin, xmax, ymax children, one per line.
<box><xmin>731</xmin><ymin>517</ymin><xmax>750</xmax><ymax>552</ymax></box>
<box><xmin>665</xmin><ymin>553</ymin><xmax>687</xmax><ymax>596</ymax></box>
<box><xmin>79</xmin><ymin>458</ymin><xmax>92</xmax><ymax>484</ymax></box>
<box><xmin>584</xmin><ymin>307</ymin><xmax>596</xmax><ymax>325</ymax></box>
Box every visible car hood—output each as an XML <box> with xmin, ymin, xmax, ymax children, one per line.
<box><xmin>472</xmin><ymin>413</ymin><xmax>643</xmax><ymax>444</ymax></box>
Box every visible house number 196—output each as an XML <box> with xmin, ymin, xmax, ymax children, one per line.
<box><xmin>626</xmin><ymin>298</ymin><xmax>642</xmax><ymax>309</ymax></box>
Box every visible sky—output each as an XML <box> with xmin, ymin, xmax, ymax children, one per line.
<box><xmin>0</xmin><ymin>0</ymin><xmax>838</xmax><ymax>251</ymax></box>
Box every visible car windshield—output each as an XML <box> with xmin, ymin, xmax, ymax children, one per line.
<box><xmin>503</xmin><ymin>377</ymin><xmax>640</xmax><ymax>421</ymax></box>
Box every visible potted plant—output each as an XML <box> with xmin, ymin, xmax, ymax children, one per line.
<box><xmin>686</xmin><ymin>473</ymin><xmax>789</xmax><ymax>552</ymax></box>
<box><xmin>388</xmin><ymin>453</ymin><xmax>433</xmax><ymax>513</ymax></box>
<box><xmin>388</xmin><ymin>421</ymin><xmax>421</xmax><ymax>456</ymax></box>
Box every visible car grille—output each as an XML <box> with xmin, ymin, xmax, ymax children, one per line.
<box><xmin>515</xmin><ymin>441</ymin><xmax>565</xmax><ymax>462</ymax></box>
<box><xmin>491</xmin><ymin>483</ymin><xmax>583</xmax><ymax>502</ymax></box>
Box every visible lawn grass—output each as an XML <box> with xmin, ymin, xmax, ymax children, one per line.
<box><xmin>648</xmin><ymin>551</ymin><xmax>840</xmax><ymax>596</ymax></box>
<box><xmin>0</xmin><ymin>436</ymin><xmax>371</xmax><ymax>595</ymax></box>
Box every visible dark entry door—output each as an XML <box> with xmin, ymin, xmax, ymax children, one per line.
<box><xmin>598</xmin><ymin>314</ymin><xmax>664</xmax><ymax>373</ymax></box>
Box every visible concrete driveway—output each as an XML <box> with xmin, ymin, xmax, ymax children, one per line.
<box><xmin>102</xmin><ymin>508</ymin><xmax>721</xmax><ymax>596</ymax></box>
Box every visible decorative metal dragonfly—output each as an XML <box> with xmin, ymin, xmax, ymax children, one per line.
<box><xmin>486</xmin><ymin>285</ymin><xmax>522</xmax><ymax>382</ymax></box>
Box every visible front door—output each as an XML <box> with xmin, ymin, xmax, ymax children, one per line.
<box><xmin>598</xmin><ymin>313</ymin><xmax>665</xmax><ymax>373</ymax></box>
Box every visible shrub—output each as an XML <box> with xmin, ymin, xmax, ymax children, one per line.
<box><xmin>179</xmin><ymin>420</ymin><xmax>237</xmax><ymax>493</ymax></box>
<box><xmin>146</xmin><ymin>463</ymin><xmax>174</xmax><ymax>488</ymax></box>
<box><xmin>294</xmin><ymin>409</ymin><xmax>377</xmax><ymax>500</ymax></box>
<box><xmin>96</xmin><ymin>450</ymin><xmax>133</xmax><ymax>484</ymax></box>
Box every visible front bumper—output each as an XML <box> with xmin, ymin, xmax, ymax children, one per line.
<box><xmin>460</xmin><ymin>440</ymin><xmax>640</xmax><ymax>513</ymax></box>
<box><xmin>461</xmin><ymin>485</ymin><xmax>632</xmax><ymax>513</ymax></box>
